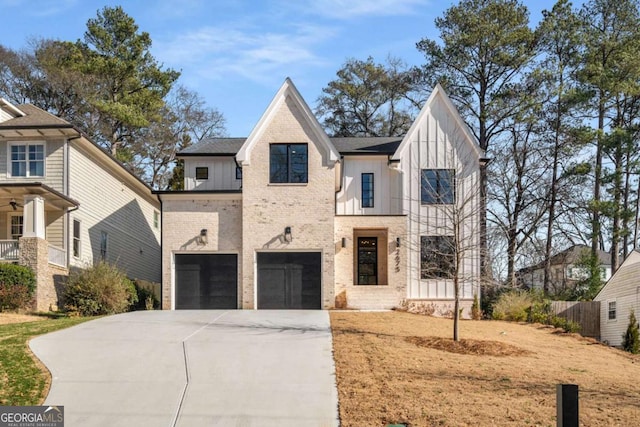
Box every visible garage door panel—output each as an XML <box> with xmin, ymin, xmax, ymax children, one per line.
<box><xmin>257</xmin><ymin>253</ymin><xmax>321</xmax><ymax>309</ymax></box>
<box><xmin>175</xmin><ymin>254</ymin><xmax>237</xmax><ymax>309</ymax></box>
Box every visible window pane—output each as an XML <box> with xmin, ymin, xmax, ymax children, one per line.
<box><xmin>73</xmin><ymin>220</ymin><xmax>81</xmax><ymax>258</ymax></box>
<box><xmin>270</xmin><ymin>144</ymin><xmax>288</xmax><ymax>183</ymax></box>
<box><xmin>11</xmin><ymin>145</ymin><xmax>25</xmax><ymax>161</ymax></box>
<box><xmin>12</xmin><ymin>161</ymin><xmax>26</xmax><ymax>177</ymax></box>
<box><xmin>195</xmin><ymin>167</ymin><xmax>208</xmax><ymax>180</ymax></box>
<box><xmin>421</xmin><ymin>169</ymin><xmax>454</xmax><ymax>204</ymax></box>
<box><xmin>29</xmin><ymin>160</ymin><xmax>44</xmax><ymax>176</ymax></box>
<box><xmin>29</xmin><ymin>145</ymin><xmax>44</xmax><ymax>161</ymax></box>
<box><xmin>289</xmin><ymin>144</ymin><xmax>308</xmax><ymax>183</ymax></box>
<box><xmin>10</xmin><ymin>215</ymin><xmax>23</xmax><ymax>239</ymax></box>
<box><xmin>421</xmin><ymin>235</ymin><xmax>455</xmax><ymax>279</ymax></box>
<box><xmin>362</xmin><ymin>173</ymin><xmax>374</xmax><ymax>208</ymax></box>
<box><xmin>439</xmin><ymin>170</ymin><xmax>453</xmax><ymax>203</ymax></box>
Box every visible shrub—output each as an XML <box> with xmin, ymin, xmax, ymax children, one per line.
<box><xmin>133</xmin><ymin>282</ymin><xmax>159</xmax><ymax>311</ymax></box>
<box><xmin>622</xmin><ymin>310</ymin><xmax>640</xmax><ymax>354</ymax></box>
<box><xmin>491</xmin><ymin>290</ymin><xmax>533</xmax><ymax>321</ymax></box>
<box><xmin>471</xmin><ymin>294</ymin><xmax>483</xmax><ymax>320</ymax></box>
<box><xmin>549</xmin><ymin>315</ymin><xmax>580</xmax><ymax>333</ymax></box>
<box><xmin>64</xmin><ymin>262</ymin><xmax>138</xmax><ymax>316</ymax></box>
<box><xmin>528</xmin><ymin>299</ymin><xmax>552</xmax><ymax>324</ymax></box>
<box><xmin>0</xmin><ymin>264</ymin><xmax>36</xmax><ymax>311</ymax></box>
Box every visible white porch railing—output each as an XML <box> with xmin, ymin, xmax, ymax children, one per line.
<box><xmin>48</xmin><ymin>244</ymin><xmax>66</xmax><ymax>267</ymax></box>
<box><xmin>0</xmin><ymin>240</ymin><xmax>19</xmax><ymax>261</ymax></box>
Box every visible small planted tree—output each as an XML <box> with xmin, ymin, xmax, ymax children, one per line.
<box><xmin>622</xmin><ymin>310</ymin><xmax>640</xmax><ymax>354</ymax></box>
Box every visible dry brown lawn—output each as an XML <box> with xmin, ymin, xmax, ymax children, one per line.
<box><xmin>330</xmin><ymin>311</ymin><xmax>640</xmax><ymax>427</ymax></box>
<box><xmin>0</xmin><ymin>313</ymin><xmax>46</xmax><ymax>325</ymax></box>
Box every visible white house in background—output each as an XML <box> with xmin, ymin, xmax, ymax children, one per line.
<box><xmin>594</xmin><ymin>250</ymin><xmax>640</xmax><ymax>347</ymax></box>
<box><xmin>0</xmin><ymin>99</ymin><xmax>161</xmax><ymax>311</ymax></box>
<box><xmin>157</xmin><ymin>78</ymin><xmax>485</xmax><ymax>314</ymax></box>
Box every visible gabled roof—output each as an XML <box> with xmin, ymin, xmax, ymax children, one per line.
<box><xmin>178</xmin><ymin>136</ymin><xmax>402</xmax><ymax>157</ymax></box>
<box><xmin>594</xmin><ymin>249</ymin><xmax>640</xmax><ymax>301</ymax></box>
<box><xmin>236</xmin><ymin>78</ymin><xmax>340</xmax><ymax>165</ymax></box>
<box><xmin>391</xmin><ymin>83</ymin><xmax>484</xmax><ymax>161</ymax></box>
<box><xmin>0</xmin><ymin>103</ymin><xmax>73</xmax><ymax>130</ymax></box>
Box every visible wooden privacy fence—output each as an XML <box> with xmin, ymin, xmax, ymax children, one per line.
<box><xmin>551</xmin><ymin>301</ymin><xmax>600</xmax><ymax>340</ymax></box>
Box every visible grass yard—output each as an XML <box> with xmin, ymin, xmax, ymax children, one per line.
<box><xmin>331</xmin><ymin>311</ymin><xmax>640</xmax><ymax>427</ymax></box>
<box><xmin>0</xmin><ymin>313</ymin><xmax>92</xmax><ymax>406</ymax></box>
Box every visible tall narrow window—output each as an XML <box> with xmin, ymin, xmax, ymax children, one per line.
<box><xmin>100</xmin><ymin>231</ymin><xmax>108</xmax><ymax>261</ymax></box>
<box><xmin>608</xmin><ymin>300</ymin><xmax>617</xmax><ymax>320</ymax></box>
<box><xmin>357</xmin><ymin>237</ymin><xmax>378</xmax><ymax>285</ymax></box>
<box><xmin>421</xmin><ymin>169</ymin><xmax>454</xmax><ymax>204</ymax></box>
<box><xmin>10</xmin><ymin>215</ymin><xmax>23</xmax><ymax>240</ymax></box>
<box><xmin>361</xmin><ymin>173</ymin><xmax>374</xmax><ymax>208</ymax></box>
<box><xmin>73</xmin><ymin>219</ymin><xmax>81</xmax><ymax>258</ymax></box>
<box><xmin>153</xmin><ymin>211</ymin><xmax>160</xmax><ymax>229</ymax></box>
<box><xmin>420</xmin><ymin>236</ymin><xmax>455</xmax><ymax>279</ymax></box>
<box><xmin>10</xmin><ymin>143</ymin><xmax>45</xmax><ymax>177</ymax></box>
<box><xmin>270</xmin><ymin>144</ymin><xmax>308</xmax><ymax>183</ymax></box>
<box><xmin>236</xmin><ymin>166</ymin><xmax>242</xmax><ymax>180</ymax></box>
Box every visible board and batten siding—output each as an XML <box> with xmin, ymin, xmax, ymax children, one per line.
<box><xmin>0</xmin><ymin>139</ymin><xmax>65</xmax><ymax>190</ymax></box>
<box><xmin>336</xmin><ymin>156</ymin><xmax>402</xmax><ymax>215</ymax></box>
<box><xmin>400</xmin><ymin>93</ymin><xmax>481</xmax><ymax>302</ymax></box>
<box><xmin>595</xmin><ymin>251</ymin><xmax>640</xmax><ymax>347</ymax></box>
<box><xmin>67</xmin><ymin>142</ymin><xmax>161</xmax><ymax>283</ymax></box>
<box><xmin>184</xmin><ymin>157</ymin><xmax>241</xmax><ymax>191</ymax></box>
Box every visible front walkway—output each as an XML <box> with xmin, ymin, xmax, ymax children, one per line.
<box><xmin>30</xmin><ymin>310</ymin><xmax>339</xmax><ymax>426</ymax></box>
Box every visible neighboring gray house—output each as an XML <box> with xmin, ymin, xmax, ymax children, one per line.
<box><xmin>0</xmin><ymin>99</ymin><xmax>161</xmax><ymax>311</ymax></box>
<box><xmin>517</xmin><ymin>244</ymin><xmax>612</xmax><ymax>294</ymax></box>
<box><xmin>594</xmin><ymin>250</ymin><xmax>640</xmax><ymax>347</ymax></box>
<box><xmin>157</xmin><ymin>79</ymin><xmax>485</xmax><ymax>314</ymax></box>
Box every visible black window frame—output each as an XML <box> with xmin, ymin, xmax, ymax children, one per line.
<box><xmin>269</xmin><ymin>143</ymin><xmax>308</xmax><ymax>183</ymax></box>
<box><xmin>420</xmin><ymin>236</ymin><xmax>455</xmax><ymax>279</ymax></box>
<box><xmin>421</xmin><ymin>169</ymin><xmax>455</xmax><ymax>204</ymax></box>
<box><xmin>361</xmin><ymin>173</ymin><xmax>374</xmax><ymax>208</ymax></box>
<box><xmin>195</xmin><ymin>167</ymin><xmax>209</xmax><ymax>180</ymax></box>
<box><xmin>73</xmin><ymin>219</ymin><xmax>81</xmax><ymax>258</ymax></box>
<box><xmin>357</xmin><ymin>237</ymin><xmax>378</xmax><ymax>285</ymax></box>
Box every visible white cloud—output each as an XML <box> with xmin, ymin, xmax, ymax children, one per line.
<box><xmin>155</xmin><ymin>23</ymin><xmax>336</xmax><ymax>86</ymax></box>
<box><xmin>302</xmin><ymin>0</ymin><xmax>430</xmax><ymax>19</ymax></box>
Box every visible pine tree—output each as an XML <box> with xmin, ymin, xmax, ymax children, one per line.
<box><xmin>622</xmin><ymin>310</ymin><xmax>639</xmax><ymax>354</ymax></box>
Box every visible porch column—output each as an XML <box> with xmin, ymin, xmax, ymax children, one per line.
<box><xmin>23</xmin><ymin>195</ymin><xmax>45</xmax><ymax>239</ymax></box>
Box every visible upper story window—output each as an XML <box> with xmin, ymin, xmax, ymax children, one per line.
<box><xmin>9</xmin><ymin>142</ymin><xmax>45</xmax><ymax>177</ymax></box>
<box><xmin>195</xmin><ymin>167</ymin><xmax>209</xmax><ymax>180</ymax></box>
<box><xmin>236</xmin><ymin>166</ymin><xmax>242</xmax><ymax>180</ymax></box>
<box><xmin>421</xmin><ymin>169</ymin><xmax>454</xmax><ymax>204</ymax></box>
<box><xmin>270</xmin><ymin>143</ymin><xmax>308</xmax><ymax>183</ymax></box>
<box><xmin>361</xmin><ymin>173</ymin><xmax>374</xmax><ymax>208</ymax></box>
<box><xmin>153</xmin><ymin>211</ymin><xmax>160</xmax><ymax>229</ymax></box>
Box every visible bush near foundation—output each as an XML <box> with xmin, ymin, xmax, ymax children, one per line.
<box><xmin>0</xmin><ymin>264</ymin><xmax>36</xmax><ymax>311</ymax></box>
<box><xmin>64</xmin><ymin>262</ymin><xmax>138</xmax><ymax>316</ymax></box>
<box><xmin>622</xmin><ymin>310</ymin><xmax>640</xmax><ymax>354</ymax></box>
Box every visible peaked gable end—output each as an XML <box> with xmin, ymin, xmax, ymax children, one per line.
<box><xmin>391</xmin><ymin>83</ymin><xmax>483</xmax><ymax>162</ymax></box>
<box><xmin>236</xmin><ymin>78</ymin><xmax>339</xmax><ymax>166</ymax></box>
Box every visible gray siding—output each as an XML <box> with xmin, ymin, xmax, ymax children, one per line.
<box><xmin>67</xmin><ymin>142</ymin><xmax>161</xmax><ymax>282</ymax></box>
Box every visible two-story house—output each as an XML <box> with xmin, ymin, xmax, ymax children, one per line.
<box><xmin>157</xmin><ymin>79</ymin><xmax>484</xmax><ymax>314</ymax></box>
<box><xmin>0</xmin><ymin>98</ymin><xmax>161</xmax><ymax>311</ymax></box>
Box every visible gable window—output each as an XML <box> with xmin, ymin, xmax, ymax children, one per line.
<box><xmin>73</xmin><ymin>219</ymin><xmax>81</xmax><ymax>258</ymax></box>
<box><xmin>608</xmin><ymin>300</ymin><xmax>617</xmax><ymax>321</ymax></box>
<box><xmin>421</xmin><ymin>169</ymin><xmax>454</xmax><ymax>204</ymax></box>
<box><xmin>100</xmin><ymin>231</ymin><xmax>108</xmax><ymax>261</ymax></box>
<box><xmin>195</xmin><ymin>167</ymin><xmax>208</xmax><ymax>180</ymax></box>
<box><xmin>236</xmin><ymin>166</ymin><xmax>242</xmax><ymax>180</ymax></box>
<box><xmin>421</xmin><ymin>236</ymin><xmax>455</xmax><ymax>279</ymax></box>
<box><xmin>361</xmin><ymin>173</ymin><xmax>374</xmax><ymax>208</ymax></box>
<box><xmin>10</xmin><ymin>143</ymin><xmax>44</xmax><ymax>177</ymax></box>
<box><xmin>270</xmin><ymin>143</ymin><xmax>308</xmax><ymax>183</ymax></box>
<box><xmin>357</xmin><ymin>237</ymin><xmax>378</xmax><ymax>285</ymax></box>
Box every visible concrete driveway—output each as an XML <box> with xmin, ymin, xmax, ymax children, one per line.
<box><xmin>30</xmin><ymin>310</ymin><xmax>339</xmax><ymax>427</ymax></box>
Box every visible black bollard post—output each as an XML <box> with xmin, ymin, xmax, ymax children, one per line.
<box><xmin>556</xmin><ymin>384</ymin><xmax>579</xmax><ymax>427</ymax></box>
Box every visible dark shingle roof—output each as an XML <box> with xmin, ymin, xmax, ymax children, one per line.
<box><xmin>178</xmin><ymin>136</ymin><xmax>403</xmax><ymax>156</ymax></box>
<box><xmin>518</xmin><ymin>244</ymin><xmax>611</xmax><ymax>274</ymax></box>
<box><xmin>0</xmin><ymin>104</ymin><xmax>72</xmax><ymax>128</ymax></box>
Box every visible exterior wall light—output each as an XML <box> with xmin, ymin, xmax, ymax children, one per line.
<box><xmin>284</xmin><ymin>226</ymin><xmax>292</xmax><ymax>243</ymax></box>
<box><xmin>198</xmin><ymin>229</ymin><xmax>208</xmax><ymax>245</ymax></box>
<box><xmin>396</xmin><ymin>237</ymin><xmax>401</xmax><ymax>248</ymax></box>
<box><xmin>341</xmin><ymin>237</ymin><xmax>347</xmax><ymax>248</ymax></box>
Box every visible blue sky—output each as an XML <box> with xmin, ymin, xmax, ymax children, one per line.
<box><xmin>1</xmin><ymin>0</ymin><xmax>580</xmax><ymax>136</ymax></box>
